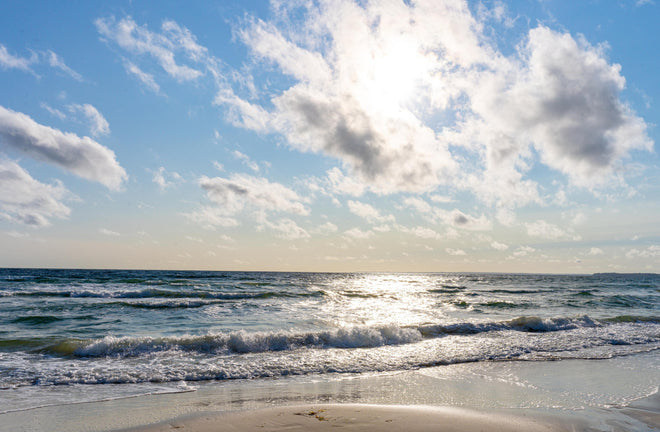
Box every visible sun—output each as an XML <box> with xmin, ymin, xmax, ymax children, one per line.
<box><xmin>364</xmin><ymin>36</ymin><xmax>432</xmax><ymax>111</ymax></box>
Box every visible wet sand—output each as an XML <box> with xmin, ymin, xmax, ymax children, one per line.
<box><xmin>126</xmin><ymin>404</ymin><xmax>580</xmax><ymax>432</ymax></box>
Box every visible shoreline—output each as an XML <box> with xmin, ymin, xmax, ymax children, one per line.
<box><xmin>1</xmin><ymin>354</ymin><xmax>658</xmax><ymax>432</ymax></box>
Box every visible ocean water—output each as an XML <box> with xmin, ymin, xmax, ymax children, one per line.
<box><xmin>0</xmin><ymin>269</ymin><xmax>658</xmax><ymax>414</ymax></box>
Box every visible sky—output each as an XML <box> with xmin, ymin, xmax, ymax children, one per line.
<box><xmin>0</xmin><ymin>0</ymin><xmax>659</xmax><ymax>273</ymax></box>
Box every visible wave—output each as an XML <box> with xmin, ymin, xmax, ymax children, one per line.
<box><xmin>27</xmin><ymin>315</ymin><xmax>659</xmax><ymax>359</ymax></box>
<box><xmin>11</xmin><ymin>315</ymin><xmax>64</xmax><ymax>325</ymax></box>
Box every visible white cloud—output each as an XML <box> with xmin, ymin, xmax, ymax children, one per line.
<box><xmin>96</xmin><ymin>16</ymin><xmax>205</xmax><ymax>82</ymax></box>
<box><xmin>0</xmin><ymin>44</ymin><xmax>36</xmax><ymax>73</ymax></box>
<box><xmin>402</xmin><ymin>197</ymin><xmax>434</xmax><ymax>218</ymax></box>
<box><xmin>185</xmin><ymin>206</ymin><xmax>239</xmax><ymax>230</ymax></box>
<box><xmin>525</xmin><ymin>220</ymin><xmax>575</xmax><ymax>240</ymax></box>
<box><xmin>41</xmin><ymin>102</ymin><xmax>66</xmax><ymax>120</ymax></box>
<box><xmin>588</xmin><ymin>247</ymin><xmax>604</xmax><ymax>256</ymax></box>
<box><xmin>429</xmin><ymin>194</ymin><xmax>454</xmax><ymax>204</ymax></box>
<box><xmin>0</xmin><ymin>45</ymin><xmax>82</xmax><ymax>81</ymax></box>
<box><xmin>6</xmin><ymin>230</ymin><xmax>29</xmax><ymax>238</ymax></box>
<box><xmin>257</xmin><ymin>214</ymin><xmax>310</xmax><ymax>240</ymax></box>
<box><xmin>152</xmin><ymin>166</ymin><xmax>182</xmax><ymax>190</ymax></box>
<box><xmin>206</xmin><ymin>1</ymin><xmax>651</xmax><ymax>206</ymax></box>
<box><xmin>344</xmin><ymin>227</ymin><xmax>373</xmax><ymax>240</ymax></box>
<box><xmin>347</xmin><ymin>200</ymin><xmax>393</xmax><ymax>224</ymax></box>
<box><xmin>512</xmin><ymin>246</ymin><xmax>535</xmax><ymax>257</ymax></box>
<box><xmin>123</xmin><ymin>59</ymin><xmax>160</xmax><ymax>93</ymax></box>
<box><xmin>94</xmin><ymin>6</ymin><xmax>653</xmax><ymax>228</ymax></box>
<box><xmin>67</xmin><ymin>103</ymin><xmax>110</xmax><ymax>137</ymax></box>
<box><xmin>402</xmin><ymin>197</ymin><xmax>492</xmax><ymax>231</ymax></box>
<box><xmin>0</xmin><ymin>105</ymin><xmax>127</xmax><ymax>190</ymax></box>
<box><xmin>625</xmin><ymin>245</ymin><xmax>660</xmax><ymax>259</ymax></box>
<box><xmin>446</xmin><ymin>248</ymin><xmax>467</xmax><ymax>256</ymax></box>
<box><xmin>197</xmin><ymin>174</ymin><xmax>309</xmax><ymax>218</ymax></box>
<box><xmin>491</xmin><ymin>241</ymin><xmax>509</xmax><ymax>251</ymax></box>
<box><xmin>324</xmin><ymin>167</ymin><xmax>366</xmax><ymax>197</ymax></box>
<box><xmin>232</xmin><ymin>150</ymin><xmax>260</xmax><ymax>172</ymax></box>
<box><xmin>47</xmin><ymin>50</ymin><xmax>83</xmax><ymax>81</ymax></box>
<box><xmin>0</xmin><ymin>158</ymin><xmax>71</xmax><ymax>227</ymax></box>
<box><xmin>469</xmin><ymin>26</ymin><xmax>652</xmax><ymax>190</ymax></box>
<box><xmin>438</xmin><ymin>209</ymin><xmax>493</xmax><ymax>231</ymax></box>
<box><xmin>314</xmin><ymin>221</ymin><xmax>338</xmax><ymax>235</ymax></box>
<box><xmin>99</xmin><ymin>228</ymin><xmax>120</xmax><ymax>236</ymax></box>
<box><xmin>405</xmin><ymin>226</ymin><xmax>442</xmax><ymax>240</ymax></box>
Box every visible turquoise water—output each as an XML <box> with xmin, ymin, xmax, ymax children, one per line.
<box><xmin>0</xmin><ymin>269</ymin><xmax>658</xmax><ymax>412</ymax></box>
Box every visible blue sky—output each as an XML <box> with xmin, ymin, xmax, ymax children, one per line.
<box><xmin>0</xmin><ymin>0</ymin><xmax>659</xmax><ymax>273</ymax></box>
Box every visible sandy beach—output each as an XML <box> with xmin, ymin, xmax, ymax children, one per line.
<box><xmin>125</xmin><ymin>404</ymin><xmax>583</xmax><ymax>432</ymax></box>
<box><xmin>2</xmin><ymin>354</ymin><xmax>658</xmax><ymax>432</ymax></box>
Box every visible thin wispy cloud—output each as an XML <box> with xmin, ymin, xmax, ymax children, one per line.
<box><xmin>47</xmin><ymin>50</ymin><xmax>83</xmax><ymax>81</ymax></box>
<box><xmin>0</xmin><ymin>44</ymin><xmax>36</xmax><ymax>73</ymax></box>
<box><xmin>67</xmin><ymin>103</ymin><xmax>110</xmax><ymax>137</ymax></box>
<box><xmin>123</xmin><ymin>59</ymin><xmax>161</xmax><ymax>93</ymax></box>
<box><xmin>95</xmin><ymin>16</ymin><xmax>206</xmax><ymax>82</ymax></box>
<box><xmin>0</xmin><ymin>44</ymin><xmax>82</xmax><ymax>80</ymax></box>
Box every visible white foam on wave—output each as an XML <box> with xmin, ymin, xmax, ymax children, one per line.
<box><xmin>71</xmin><ymin>324</ymin><xmax>424</xmax><ymax>358</ymax></box>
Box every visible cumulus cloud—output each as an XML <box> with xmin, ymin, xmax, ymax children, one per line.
<box><xmin>324</xmin><ymin>167</ymin><xmax>366</xmax><ymax>197</ymax></box>
<box><xmin>257</xmin><ymin>214</ymin><xmax>310</xmax><ymax>240</ymax></box>
<box><xmin>94</xmin><ymin>4</ymin><xmax>653</xmax><ymax>239</ymax></box>
<box><xmin>347</xmin><ymin>200</ymin><xmax>394</xmax><ymax>224</ymax></box>
<box><xmin>0</xmin><ymin>106</ymin><xmax>127</xmax><ymax>190</ymax></box>
<box><xmin>401</xmin><ymin>197</ymin><xmax>492</xmax><ymax>231</ymax></box>
<box><xmin>198</xmin><ymin>174</ymin><xmax>309</xmax><ymax>216</ymax></box>
<box><xmin>402</xmin><ymin>226</ymin><xmax>442</xmax><ymax>240</ymax></box>
<box><xmin>95</xmin><ymin>7</ymin><xmax>652</xmax><ymax>204</ymax></box>
<box><xmin>344</xmin><ymin>227</ymin><xmax>373</xmax><ymax>240</ymax></box>
<box><xmin>0</xmin><ymin>158</ymin><xmax>71</xmax><ymax>227</ymax></box>
<box><xmin>491</xmin><ymin>241</ymin><xmax>509</xmax><ymax>251</ymax></box>
<box><xmin>208</xmin><ymin>1</ymin><xmax>651</xmax><ymax>204</ymax></box>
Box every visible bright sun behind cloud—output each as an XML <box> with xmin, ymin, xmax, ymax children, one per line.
<box><xmin>365</xmin><ymin>35</ymin><xmax>431</xmax><ymax>111</ymax></box>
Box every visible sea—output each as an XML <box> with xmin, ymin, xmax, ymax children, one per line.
<box><xmin>1</xmin><ymin>268</ymin><xmax>659</xmax><ymax>418</ymax></box>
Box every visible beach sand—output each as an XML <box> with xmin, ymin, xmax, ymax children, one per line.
<box><xmin>125</xmin><ymin>404</ymin><xmax>583</xmax><ymax>432</ymax></box>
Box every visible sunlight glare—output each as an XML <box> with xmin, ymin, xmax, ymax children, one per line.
<box><xmin>365</xmin><ymin>36</ymin><xmax>431</xmax><ymax>111</ymax></box>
